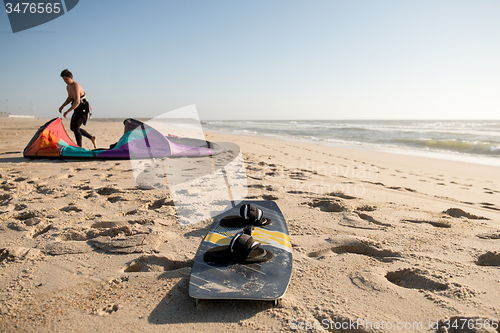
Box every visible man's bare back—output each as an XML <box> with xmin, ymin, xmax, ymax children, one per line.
<box><xmin>59</xmin><ymin>77</ymin><xmax>84</xmax><ymax>118</ymax></box>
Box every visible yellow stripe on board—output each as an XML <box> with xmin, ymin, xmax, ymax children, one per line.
<box><xmin>204</xmin><ymin>227</ymin><xmax>292</xmax><ymax>253</ymax></box>
<box><xmin>253</xmin><ymin>228</ymin><xmax>292</xmax><ymax>252</ymax></box>
<box><xmin>204</xmin><ymin>232</ymin><xmax>232</xmax><ymax>245</ymax></box>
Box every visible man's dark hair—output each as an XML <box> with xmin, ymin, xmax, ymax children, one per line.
<box><xmin>60</xmin><ymin>69</ymin><xmax>73</xmax><ymax>78</ymax></box>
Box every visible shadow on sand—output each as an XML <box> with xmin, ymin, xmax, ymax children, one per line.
<box><xmin>148</xmin><ymin>275</ymin><xmax>272</xmax><ymax>325</ymax></box>
<box><xmin>0</xmin><ymin>156</ymin><xmax>26</xmax><ymax>163</ymax></box>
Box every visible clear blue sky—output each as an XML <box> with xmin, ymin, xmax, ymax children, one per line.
<box><xmin>1</xmin><ymin>0</ymin><xmax>499</xmax><ymax>120</ymax></box>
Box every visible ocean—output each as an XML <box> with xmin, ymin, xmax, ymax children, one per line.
<box><xmin>203</xmin><ymin>120</ymin><xmax>500</xmax><ymax>167</ymax></box>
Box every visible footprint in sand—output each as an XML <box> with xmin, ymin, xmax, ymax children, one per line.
<box><xmin>476</xmin><ymin>251</ymin><xmax>500</xmax><ymax>267</ymax></box>
<box><xmin>304</xmin><ymin>198</ymin><xmax>351</xmax><ymax>212</ymax></box>
<box><xmin>362</xmin><ymin>181</ymin><xmax>385</xmax><ymax>187</ymax></box>
<box><xmin>388</xmin><ymin>186</ymin><xmax>402</xmax><ymax>190</ymax></box>
<box><xmin>86</xmin><ymin>222</ymin><xmax>136</xmax><ymax>239</ymax></box>
<box><xmin>287</xmin><ymin>190</ymin><xmax>313</xmax><ymax>195</ymax></box>
<box><xmin>60</xmin><ymin>204</ymin><xmax>83</xmax><ymax>213</ymax></box>
<box><xmin>57</xmin><ymin>229</ymin><xmax>88</xmax><ymax>241</ymax></box>
<box><xmin>386</xmin><ymin>269</ymin><xmax>478</xmax><ymax>300</ymax></box>
<box><xmin>0</xmin><ymin>193</ymin><xmax>12</xmax><ymax>201</ymax></box>
<box><xmin>356</xmin><ymin>212</ymin><xmax>392</xmax><ymax>227</ymax></box>
<box><xmin>124</xmin><ymin>208</ymin><xmax>141</xmax><ymax>216</ymax></box>
<box><xmin>148</xmin><ymin>198</ymin><xmax>174</xmax><ymax>210</ymax></box>
<box><xmin>483</xmin><ymin>187</ymin><xmax>499</xmax><ymax>194</ymax></box>
<box><xmin>444</xmin><ymin>208</ymin><xmax>488</xmax><ymax>220</ymax></box>
<box><xmin>307</xmin><ymin>236</ymin><xmax>401</xmax><ymax>261</ymax></box>
<box><xmin>41</xmin><ymin>240</ymin><xmax>93</xmax><ymax>255</ymax></box>
<box><xmin>13</xmin><ymin>217</ymin><xmax>51</xmax><ymax>238</ymax></box>
<box><xmin>107</xmin><ymin>195</ymin><xmax>129</xmax><ymax>203</ymax></box>
<box><xmin>124</xmin><ymin>255</ymin><xmax>192</xmax><ymax>272</ymax></box>
<box><xmin>289</xmin><ymin>171</ymin><xmax>309</xmax><ymax>181</ymax></box>
<box><xmin>75</xmin><ymin>183</ymin><xmax>93</xmax><ymax>191</ymax></box>
<box><xmin>402</xmin><ymin>218</ymin><xmax>452</xmax><ymax>228</ymax></box>
<box><xmin>329</xmin><ymin>191</ymin><xmax>357</xmax><ymax>200</ymax></box>
<box><xmin>246</xmin><ymin>165</ymin><xmax>262</xmax><ymax>172</ymax></box>
<box><xmin>89</xmin><ymin>230</ymin><xmax>165</xmax><ymax>254</ymax></box>
<box><xmin>248</xmin><ymin>184</ymin><xmax>266</xmax><ymax>190</ymax></box>
<box><xmin>15</xmin><ymin>210</ymin><xmax>38</xmax><ymax>221</ymax></box>
<box><xmin>36</xmin><ymin>185</ymin><xmax>59</xmax><ymax>195</ymax></box>
<box><xmin>385</xmin><ymin>268</ymin><xmax>448</xmax><ymax>291</ymax></box>
<box><xmin>0</xmin><ymin>181</ymin><xmax>16</xmax><ymax>191</ymax></box>
<box><xmin>476</xmin><ymin>231</ymin><xmax>500</xmax><ymax>240</ymax></box>
<box><xmin>7</xmin><ymin>209</ymin><xmax>51</xmax><ymax>236</ymax></box>
<box><xmin>339</xmin><ymin>212</ymin><xmax>390</xmax><ymax>230</ymax></box>
<box><xmin>262</xmin><ymin>194</ymin><xmax>279</xmax><ymax>200</ymax></box>
<box><xmin>0</xmin><ymin>247</ymin><xmax>43</xmax><ymax>264</ymax></box>
<box><xmin>30</xmin><ymin>223</ymin><xmax>52</xmax><ymax>238</ymax></box>
<box><xmin>14</xmin><ymin>203</ymin><xmax>28</xmax><ymax>211</ymax></box>
<box><xmin>96</xmin><ymin>186</ymin><xmax>123</xmax><ymax>196</ymax></box>
<box><xmin>481</xmin><ymin>203</ymin><xmax>500</xmax><ymax>212</ymax></box>
<box><xmin>0</xmin><ymin>194</ymin><xmax>13</xmax><ymax>208</ymax></box>
<box><xmin>55</xmin><ymin>173</ymin><xmax>73</xmax><ymax>180</ymax></box>
<box><xmin>94</xmin><ymin>304</ymin><xmax>120</xmax><ymax>316</ymax></box>
<box><xmin>58</xmin><ymin>221</ymin><xmax>140</xmax><ymax>241</ymax></box>
<box><xmin>356</xmin><ymin>204</ymin><xmax>377</xmax><ymax>211</ymax></box>
<box><xmin>45</xmin><ymin>221</ymin><xmax>159</xmax><ymax>255</ymax></box>
<box><xmin>13</xmin><ymin>177</ymin><xmax>28</xmax><ymax>182</ymax></box>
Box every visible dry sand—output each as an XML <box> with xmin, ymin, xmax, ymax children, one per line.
<box><xmin>0</xmin><ymin>117</ymin><xmax>499</xmax><ymax>332</ymax></box>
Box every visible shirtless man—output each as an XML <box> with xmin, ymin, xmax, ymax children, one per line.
<box><xmin>59</xmin><ymin>69</ymin><xmax>97</xmax><ymax>148</ymax></box>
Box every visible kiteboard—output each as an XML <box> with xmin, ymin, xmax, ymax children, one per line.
<box><xmin>189</xmin><ymin>200</ymin><xmax>293</xmax><ymax>306</ymax></box>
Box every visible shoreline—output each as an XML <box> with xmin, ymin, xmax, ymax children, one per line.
<box><xmin>4</xmin><ymin>116</ymin><xmax>499</xmax><ymax>167</ymax></box>
<box><xmin>205</xmin><ymin>128</ymin><xmax>500</xmax><ymax>169</ymax></box>
<box><xmin>203</xmin><ymin>128</ymin><xmax>500</xmax><ymax>169</ymax></box>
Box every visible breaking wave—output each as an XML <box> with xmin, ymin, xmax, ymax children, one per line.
<box><xmin>204</xmin><ymin>119</ymin><xmax>500</xmax><ymax>165</ymax></box>
<box><xmin>395</xmin><ymin>138</ymin><xmax>500</xmax><ymax>156</ymax></box>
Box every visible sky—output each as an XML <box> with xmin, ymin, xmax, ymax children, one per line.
<box><xmin>1</xmin><ymin>0</ymin><xmax>499</xmax><ymax>120</ymax></box>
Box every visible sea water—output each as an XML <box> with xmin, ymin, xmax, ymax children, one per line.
<box><xmin>203</xmin><ymin>120</ymin><xmax>500</xmax><ymax>167</ymax></box>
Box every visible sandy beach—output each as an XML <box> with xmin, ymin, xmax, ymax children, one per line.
<box><xmin>0</xmin><ymin>117</ymin><xmax>499</xmax><ymax>332</ymax></box>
